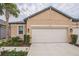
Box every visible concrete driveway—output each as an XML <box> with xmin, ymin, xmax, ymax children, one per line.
<box><xmin>28</xmin><ymin>43</ymin><xmax>79</xmax><ymax>56</ymax></box>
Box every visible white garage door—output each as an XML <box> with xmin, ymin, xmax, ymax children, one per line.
<box><xmin>73</xmin><ymin>28</ymin><xmax>79</xmax><ymax>44</ymax></box>
<box><xmin>32</xmin><ymin>28</ymin><xmax>68</xmax><ymax>43</ymax></box>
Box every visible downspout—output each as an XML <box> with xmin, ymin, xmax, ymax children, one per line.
<box><xmin>69</xmin><ymin>19</ymin><xmax>73</xmax><ymax>43</ymax></box>
<box><xmin>26</xmin><ymin>18</ymin><xmax>29</xmax><ymax>35</ymax></box>
<box><xmin>25</xmin><ymin>19</ymin><xmax>27</xmax><ymax>35</ymax></box>
<box><xmin>25</xmin><ymin>18</ymin><xmax>29</xmax><ymax>35</ymax></box>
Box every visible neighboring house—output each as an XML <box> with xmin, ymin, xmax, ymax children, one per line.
<box><xmin>0</xmin><ymin>19</ymin><xmax>6</xmax><ymax>39</ymax></box>
<box><xmin>24</xmin><ymin>6</ymin><xmax>79</xmax><ymax>44</ymax></box>
<box><xmin>9</xmin><ymin>21</ymin><xmax>25</xmax><ymax>39</ymax></box>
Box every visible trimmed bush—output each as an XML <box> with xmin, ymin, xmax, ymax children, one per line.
<box><xmin>24</xmin><ymin>34</ymin><xmax>31</xmax><ymax>46</ymax></box>
<box><xmin>0</xmin><ymin>36</ymin><xmax>24</xmax><ymax>46</ymax></box>
<box><xmin>24</xmin><ymin>34</ymin><xmax>27</xmax><ymax>44</ymax></box>
<box><xmin>26</xmin><ymin>35</ymin><xmax>30</xmax><ymax>44</ymax></box>
<box><xmin>11</xmin><ymin>36</ymin><xmax>20</xmax><ymax>42</ymax></box>
<box><xmin>0</xmin><ymin>36</ymin><xmax>31</xmax><ymax>46</ymax></box>
<box><xmin>0</xmin><ymin>42</ymin><xmax>6</xmax><ymax>46</ymax></box>
<box><xmin>71</xmin><ymin>34</ymin><xmax>78</xmax><ymax>45</ymax></box>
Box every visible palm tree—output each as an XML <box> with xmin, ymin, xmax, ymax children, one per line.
<box><xmin>0</xmin><ymin>3</ymin><xmax>20</xmax><ymax>39</ymax></box>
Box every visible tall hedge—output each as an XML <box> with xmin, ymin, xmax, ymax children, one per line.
<box><xmin>24</xmin><ymin>34</ymin><xmax>31</xmax><ymax>45</ymax></box>
<box><xmin>71</xmin><ymin>34</ymin><xmax>78</xmax><ymax>45</ymax></box>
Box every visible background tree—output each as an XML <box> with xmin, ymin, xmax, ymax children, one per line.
<box><xmin>0</xmin><ymin>3</ymin><xmax>20</xmax><ymax>39</ymax></box>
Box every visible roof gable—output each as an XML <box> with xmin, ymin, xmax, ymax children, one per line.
<box><xmin>24</xmin><ymin>6</ymin><xmax>75</xmax><ymax>21</ymax></box>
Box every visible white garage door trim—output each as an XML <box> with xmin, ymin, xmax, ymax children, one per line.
<box><xmin>31</xmin><ymin>25</ymin><xmax>69</xmax><ymax>28</ymax></box>
<box><xmin>32</xmin><ymin>27</ymin><xmax>68</xmax><ymax>43</ymax></box>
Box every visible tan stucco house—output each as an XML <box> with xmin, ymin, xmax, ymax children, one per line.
<box><xmin>10</xmin><ymin>6</ymin><xmax>79</xmax><ymax>44</ymax></box>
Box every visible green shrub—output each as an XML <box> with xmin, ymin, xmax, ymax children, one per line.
<box><xmin>1</xmin><ymin>50</ymin><xmax>28</xmax><ymax>56</ymax></box>
<box><xmin>26</xmin><ymin>35</ymin><xmax>31</xmax><ymax>43</ymax></box>
<box><xmin>0</xmin><ymin>42</ymin><xmax>5</xmax><ymax>47</ymax></box>
<box><xmin>11</xmin><ymin>37</ymin><xmax>20</xmax><ymax>46</ymax></box>
<box><xmin>11</xmin><ymin>36</ymin><xmax>20</xmax><ymax>42</ymax></box>
<box><xmin>24</xmin><ymin>34</ymin><xmax>31</xmax><ymax>46</ymax></box>
<box><xmin>0</xmin><ymin>42</ymin><xmax>7</xmax><ymax>46</ymax></box>
<box><xmin>71</xmin><ymin>34</ymin><xmax>78</xmax><ymax>45</ymax></box>
<box><xmin>26</xmin><ymin>35</ymin><xmax>31</xmax><ymax>46</ymax></box>
<box><xmin>24</xmin><ymin>34</ymin><xmax>27</xmax><ymax>44</ymax></box>
<box><xmin>0</xmin><ymin>35</ymin><xmax>31</xmax><ymax>46</ymax></box>
<box><xmin>0</xmin><ymin>36</ymin><xmax>22</xmax><ymax>46</ymax></box>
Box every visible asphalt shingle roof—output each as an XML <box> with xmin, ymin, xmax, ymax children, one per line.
<box><xmin>24</xmin><ymin>6</ymin><xmax>79</xmax><ymax>22</ymax></box>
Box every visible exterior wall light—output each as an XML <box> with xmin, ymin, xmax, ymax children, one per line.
<box><xmin>70</xmin><ymin>28</ymin><xmax>73</xmax><ymax>33</ymax></box>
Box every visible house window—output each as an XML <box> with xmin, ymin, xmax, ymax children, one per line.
<box><xmin>18</xmin><ymin>26</ymin><xmax>23</xmax><ymax>34</ymax></box>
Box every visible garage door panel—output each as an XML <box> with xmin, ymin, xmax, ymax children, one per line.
<box><xmin>32</xmin><ymin>28</ymin><xmax>67</xmax><ymax>43</ymax></box>
<box><xmin>32</xmin><ymin>29</ymin><xmax>51</xmax><ymax>42</ymax></box>
<box><xmin>51</xmin><ymin>29</ymin><xmax>67</xmax><ymax>42</ymax></box>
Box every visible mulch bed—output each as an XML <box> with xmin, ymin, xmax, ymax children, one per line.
<box><xmin>0</xmin><ymin>40</ymin><xmax>31</xmax><ymax>47</ymax></box>
<box><xmin>69</xmin><ymin>42</ymin><xmax>79</xmax><ymax>47</ymax></box>
<box><xmin>74</xmin><ymin>44</ymin><xmax>79</xmax><ymax>47</ymax></box>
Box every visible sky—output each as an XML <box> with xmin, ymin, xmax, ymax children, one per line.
<box><xmin>0</xmin><ymin>3</ymin><xmax>79</xmax><ymax>22</ymax></box>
